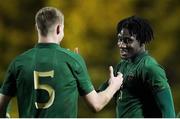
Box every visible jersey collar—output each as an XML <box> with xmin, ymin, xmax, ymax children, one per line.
<box><xmin>35</xmin><ymin>43</ymin><xmax>60</xmax><ymax>48</ymax></box>
<box><xmin>126</xmin><ymin>51</ymin><xmax>148</xmax><ymax>63</ymax></box>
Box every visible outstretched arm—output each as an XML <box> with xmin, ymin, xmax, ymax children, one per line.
<box><xmin>0</xmin><ymin>94</ymin><xmax>12</xmax><ymax>117</ymax></box>
<box><xmin>83</xmin><ymin>66</ymin><xmax>123</xmax><ymax>112</ymax></box>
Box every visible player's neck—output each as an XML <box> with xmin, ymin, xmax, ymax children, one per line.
<box><xmin>38</xmin><ymin>34</ymin><xmax>59</xmax><ymax>44</ymax></box>
<box><xmin>140</xmin><ymin>44</ymin><xmax>146</xmax><ymax>52</ymax></box>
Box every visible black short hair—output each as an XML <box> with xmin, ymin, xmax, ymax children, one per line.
<box><xmin>117</xmin><ymin>16</ymin><xmax>154</xmax><ymax>44</ymax></box>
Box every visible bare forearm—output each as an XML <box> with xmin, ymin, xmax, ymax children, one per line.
<box><xmin>84</xmin><ymin>85</ymin><xmax>118</xmax><ymax>112</ymax></box>
<box><xmin>96</xmin><ymin>84</ymin><xmax>118</xmax><ymax>111</ymax></box>
<box><xmin>84</xmin><ymin>66</ymin><xmax>123</xmax><ymax>112</ymax></box>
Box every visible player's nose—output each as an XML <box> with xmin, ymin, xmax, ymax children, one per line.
<box><xmin>117</xmin><ymin>41</ymin><xmax>127</xmax><ymax>48</ymax></box>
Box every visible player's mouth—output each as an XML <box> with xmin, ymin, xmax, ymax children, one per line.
<box><xmin>120</xmin><ymin>49</ymin><xmax>129</xmax><ymax>59</ymax></box>
<box><xmin>120</xmin><ymin>49</ymin><xmax>129</xmax><ymax>55</ymax></box>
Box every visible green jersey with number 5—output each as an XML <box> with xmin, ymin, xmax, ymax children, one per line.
<box><xmin>0</xmin><ymin>43</ymin><xmax>94</xmax><ymax>118</ymax></box>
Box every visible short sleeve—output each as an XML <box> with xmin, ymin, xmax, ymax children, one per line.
<box><xmin>74</xmin><ymin>55</ymin><xmax>94</xmax><ymax>96</ymax></box>
<box><xmin>0</xmin><ymin>61</ymin><xmax>17</xmax><ymax>96</ymax></box>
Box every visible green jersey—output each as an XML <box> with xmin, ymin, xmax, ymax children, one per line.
<box><xmin>0</xmin><ymin>43</ymin><xmax>94</xmax><ymax>118</ymax></box>
<box><xmin>99</xmin><ymin>51</ymin><xmax>175</xmax><ymax>118</ymax></box>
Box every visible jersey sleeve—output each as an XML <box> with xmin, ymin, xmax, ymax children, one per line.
<box><xmin>142</xmin><ymin>63</ymin><xmax>175</xmax><ymax>117</ymax></box>
<box><xmin>154</xmin><ymin>87</ymin><xmax>176</xmax><ymax>117</ymax></box>
<box><xmin>0</xmin><ymin>60</ymin><xmax>17</xmax><ymax>97</ymax></box>
<box><xmin>74</xmin><ymin>55</ymin><xmax>94</xmax><ymax>96</ymax></box>
<box><xmin>142</xmin><ymin>63</ymin><xmax>169</xmax><ymax>92</ymax></box>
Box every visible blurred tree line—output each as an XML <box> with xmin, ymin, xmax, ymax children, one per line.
<box><xmin>0</xmin><ymin>0</ymin><xmax>179</xmax><ymax>117</ymax></box>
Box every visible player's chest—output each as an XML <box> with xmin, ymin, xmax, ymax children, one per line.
<box><xmin>118</xmin><ymin>63</ymin><xmax>143</xmax><ymax>89</ymax></box>
<box><xmin>116</xmin><ymin>63</ymin><xmax>144</xmax><ymax>101</ymax></box>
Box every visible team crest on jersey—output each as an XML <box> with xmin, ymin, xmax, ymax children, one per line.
<box><xmin>126</xmin><ymin>72</ymin><xmax>135</xmax><ymax>81</ymax></box>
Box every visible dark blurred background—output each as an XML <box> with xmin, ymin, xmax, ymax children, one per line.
<box><xmin>0</xmin><ymin>0</ymin><xmax>179</xmax><ymax>117</ymax></box>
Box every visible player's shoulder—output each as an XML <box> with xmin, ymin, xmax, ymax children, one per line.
<box><xmin>15</xmin><ymin>48</ymin><xmax>36</xmax><ymax>60</ymax></box>
<box><xmin>7</xmin><ymin>48</ymin><xmax>35</xmax><ymax>68</ymax></box>
<box><xmin>141</xmin><ymin>54</ymin><xmax>164</xmax><ymax>73</ymax></box>
<box><xmin>143</xmin><ymin>54</ymin><xmax>158</xmax><ymax>67</ymax></box>
<box><xmin>57</xmin><ymin>47</ymin><xmax>84</xmax><ymax>63</ymax></box>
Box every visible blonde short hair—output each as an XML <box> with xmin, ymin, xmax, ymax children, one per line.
<box><xmin>35</xmin><ymin>7</ymin><xmax>64</xmax><ymax>36</ymax></box>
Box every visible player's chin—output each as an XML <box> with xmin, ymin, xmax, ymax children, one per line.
<box><xmin>120</xmin><ymin>54</ymin><xmax>128</xmax><ymax>59</ymax></box>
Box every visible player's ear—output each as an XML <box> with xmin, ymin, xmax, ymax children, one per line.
<box><xmin>35</xmin><ymin>23</ymin><xmax>39</xmax><ymax>32</ymax></box>
<box><xmin>56</xmin><ymin>25</ymin><xmax>60</xmax><ymax>35</ymax></box>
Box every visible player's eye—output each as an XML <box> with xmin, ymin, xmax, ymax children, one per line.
<box><xmin>117</xmin><ymin>36</ymin><xmax>133</xmax><ymax>44</ymax></box>
<box><xmin>125</xmin><ymin>38</ymin><xmax>133</xmax><ymax>44</ymax></box>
